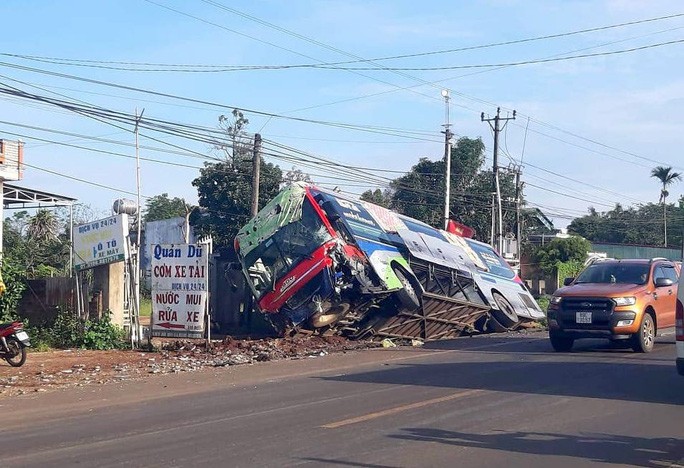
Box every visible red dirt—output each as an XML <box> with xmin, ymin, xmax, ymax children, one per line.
<box><xmin>0</xmin><ymin>335</ymin><xmax>378</xmax><ymax>398</ymax></box>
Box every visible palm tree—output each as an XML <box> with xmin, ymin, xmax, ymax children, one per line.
<box><xmin>27</xmin><ymin>210</ymin><xmax>60</xmax><ymax>243</ymax></box>
<box><xmin>650</xmin><ymin>166</ymin><xmax>682</xmax><ymax>247</ymax></box>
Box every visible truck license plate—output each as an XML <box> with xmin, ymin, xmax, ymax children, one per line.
<box><xmin>576</xmin><ymin>311</ymin><xmax>592</xmax><ymax>324</ymax></box>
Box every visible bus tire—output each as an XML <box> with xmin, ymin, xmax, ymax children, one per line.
<box><xmin>393</xmin><ymin>268</ymin><xmax>421</xmax><ymax>312</ymax></box>
<box><xmin>490</xmin><ymin>291</ymin><xmax>519</xmax><ymax>329</ymax></box>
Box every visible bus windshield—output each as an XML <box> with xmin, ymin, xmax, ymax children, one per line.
<box><xmin>465</xmin><ymin>240</ymin><xmax>516</xmax><ymax>279</ymax></box>
<box><xmin>242</xmin><ymin>197</ymin><xmax>332</xmax><ymax>298</ymax></box>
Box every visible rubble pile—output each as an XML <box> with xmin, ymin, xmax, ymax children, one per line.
<box><xmin>0</xmin><ymin>335</ymin><xmax>378</xmax><ymax>397</ymax></box>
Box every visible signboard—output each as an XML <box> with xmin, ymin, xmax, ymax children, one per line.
<box><xmin>73</xmin><ymin>214</ymin><xmax>129</xmax><ymax>271</ymax></box>
<box><xmin>151</xmin><ymin>243</ymin><xmax>208</xmax><ymax>338</ymax></box>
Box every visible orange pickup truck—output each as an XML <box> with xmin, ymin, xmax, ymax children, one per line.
<box><xmin>547</xmin><ymin>258</ymin><xmax>679</xmax><ymax>353</ymax></box>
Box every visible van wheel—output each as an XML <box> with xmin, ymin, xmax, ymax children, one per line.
<box><xmin>490</xmin><ymin>292</ymin><xmax>519</xmax><ymax>329</ymax></box>
<box><xmin>631</xmin><ymin>313</ymin><xmax>655</xmax><ymax>353</ymax></box>
<box><xmin>549</xmin><ymin>333</ymin><xmax>574</xmax><ymax>352</ymax></box>
<box><xmin>393</xmin><ymin>268</ymin><xmax>420</xmax><ymax>312</ymax></box>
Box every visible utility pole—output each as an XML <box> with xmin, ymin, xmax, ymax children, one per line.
<box><xmin>441</xmin><ymin>90</ymin><xmax>453</xmax><ymax>229</ymax></box>
<box><xmin>133</xmin><ymin>108</ymin><xmax>144</xmax><ymax>349</ymax></box>
<box><xmin>482</xmin><ymin>107</ymin><xmax>516</xmax><ymax>253</ymax></box>
<box><xmin>251</xmin><ymin>133</ymin><xmax>262</xmax><ymax>217</ymax></box>
<box><xmin>514</xmin><ymin>167</ymin><xmax>523</xmax><ymax>252</ymax></box>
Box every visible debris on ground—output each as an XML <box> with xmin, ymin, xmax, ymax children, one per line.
<box><xmin>0</xmin><ymin>335</ymin><xmax>379</xmax><ymax>398</ymax></box>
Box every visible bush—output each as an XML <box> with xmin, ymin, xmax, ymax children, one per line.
<box><xmin>27</xmin><ymin>307</ymin><xmax>127</xmax><ymax>351</ymax></box>
<box><xmin>536</xmin><ymin>296</ymin><xmax>551</xmax><ymax>329</ymax></box>
<box><xmin>0</xmin><ymin>260</ymin><xmax>27</xmax><ymax>322</ymax></box>
<box><xmin>82</xmin><ymin>312</ymin><xmax>127</xmax><ymax>350</ymax></box>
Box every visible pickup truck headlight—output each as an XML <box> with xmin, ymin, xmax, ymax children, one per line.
<box><xmin>550</xmin><ymin>296</ymin><xmax>562</xmax><ymax>305</ymax></box>
<box><xmin>613</xmin><ymin>296</ymin><xmax>636</xmax><ymax>306</ymax></box>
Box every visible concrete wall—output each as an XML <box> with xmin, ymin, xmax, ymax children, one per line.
<box><xmin>92</xmin><ymin>262</ymin><xmax>126</xmax><ymax>326</ymax></box>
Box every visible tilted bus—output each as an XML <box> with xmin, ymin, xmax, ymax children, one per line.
<box><xmin>235</xmin><ymin>183</ymin><xmax>539</xmax><ymax>340</ymax></box>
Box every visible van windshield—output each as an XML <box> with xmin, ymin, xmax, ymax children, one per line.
<box><xmin>242</xmin><ymin>197</ymin><xmax>332</xmax><ymax>298</ymax></box>
<box><xmin>575</xmin><ymin>263</ymin><xmax>649</xmax><ymax>285</ymax></box>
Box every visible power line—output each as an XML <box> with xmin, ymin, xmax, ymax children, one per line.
<box><xmin>9</xmin><ymin>11</ymin><xmax>684</xmax><ymax>70</ymax></box>
<box><xmin>0</xmin><ymin>74</ymin><xmax>666</xmax><ymax>215</ymax></box>
<box><xmin>18</xmin><ymin>38</ymin><xmax>681</xmax><ymax>72</ymax></box>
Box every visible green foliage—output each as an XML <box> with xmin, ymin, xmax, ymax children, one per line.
<box><xmin>139</xmin><ymin>296</ymin><xmax>152</xmax><ymax>317</ymax></box>
<box><xmin>3</xmin><ymin>210</ymin><xmax>70</xmax><ymax>279</ymax></box>
<box><xmin>536</xmin><ymin>296</ymin><xmax>550</xmax><ymax>312</ymax></box>
<box><xmin>144</xmin><ymin>193</ymin><xmax>191</xmax><ymax>222</ymax></box>
<box><xmin>360</xmin><ymin>188</ymin><xmax>392</xmax><ymax>208</ymax></box>
<box><xmin>534</xmin><ymin>237</ymin><xmax>591</xmax><ymax>276</ymax></box>
<box><xmin>556</xmin><ymin>260</ymin><xmax>585</xmax><ymax>282</ymax></box>
<box><xmin>82</xmin><ymin>312</ymin><xmax>126</xmax><ymax>350</ymax></box>
<box><xmin>24</xmin><ymin>325</ymin><xmax>53</xmax><ymax>352</ymax></box>
<box><xmin>385</xmin><ymin>137</ymin><xmax>519</xmax><ymax>242</ymax></box>
<box><xmin>0</xmin><ymin>260</ymin><xmax>27</xmax><ymax>322</ymax></box>
<box><xmin>52</xmin><ymin>306</ymin><xmax>85</xmax><ymax>348</ymax></box>
<box><xmin>192</xmin><ymin>157</ymin><xmax>283</xmax><ymax>247</ymax></box>
<box><xmin>39</xmin><ymin>308</ymin><xmax>126</xmax><ymax>350</ymax></box>
<box><xmin>192</xmin><ymin>109</ymin><xmax>284</xmax><ymax>247</ymax></box>
<box><xmin>568</xmin><ymin>203</ymin><xmax>683</xmax><ymax>247</ymax></box>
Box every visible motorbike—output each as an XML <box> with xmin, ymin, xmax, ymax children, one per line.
<box><xmin>0</xmin><ymin>321</ymin><xmax>30</xmax><ymax>367</ymax></box>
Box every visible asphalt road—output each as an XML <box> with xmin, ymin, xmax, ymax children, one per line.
<box><xmin>3</xmin><ymin>332</ymin><xmax>683</xmax><ymax>467</ymax></box>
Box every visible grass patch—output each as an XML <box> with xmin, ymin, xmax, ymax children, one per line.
<box><xmin>140</xmin><ymin>296</ymin><xmax>152</xmax><ymax>317</ymax></box>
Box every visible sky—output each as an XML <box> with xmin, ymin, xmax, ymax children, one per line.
<box><xmin>1</xmin><ymin>0</ymin><xmax>683</xmax><ymax>231</ymax></box>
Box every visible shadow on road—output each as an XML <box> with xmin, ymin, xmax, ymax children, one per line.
<box><xmin>320</xmin><ymin>359</ymin><xmax>684</xmax><ymax>405</ymax></box>
<box><xmin>389</xmin><ymin>428</ymin><xmax>684</xmax><ymax>467</ymax></box>
<box><xmin>422</xmin><ymin>335</ymin><xmax>674</xmax><ymax>355</ymax></box>
<box><xmin>298</xmin><ymin>458</ymin><xmax>398</xmax><ymax>468</ymax></box>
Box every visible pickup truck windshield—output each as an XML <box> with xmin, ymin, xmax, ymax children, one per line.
<box><xmin>242</xmin><ymin>197</ymin><xmax>332</xmax><ymax>298</ymax></box>
<box><xmin>575</xmin><ymin>263</ymin><xmax>649</xmax><ymax>285</ymax></box>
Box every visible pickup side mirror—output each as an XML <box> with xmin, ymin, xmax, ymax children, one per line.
<box><xmin>563</xmin><ymin>277</ymin><xmax>575</xmax><ymax>286</ymax></box>
<box><xmin>655</xmin><ymin>277</ymin><xmax>674</xmax><ymax>287</ymax></box>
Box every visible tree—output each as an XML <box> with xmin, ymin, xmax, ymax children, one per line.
<box><xmin>281</xmin><ymin>166</ymin><xmax>313</xmax><ymax>187</ymax></box>
<box><xmin>4</xmin><ymin>210</ymin><xmax>69</xmax><ymax>278</ymax></box>
<box><xmin>27</xmin><ymin>210</ymin><xmax>59</xmax><ymax>243</ymax></box>
<box><xmin>534</xmin><ymin>236</ymin><xmax>591</xmax><ymax>276</ymax></box>
<box><xmin>387</xmin><ymin>137</ymin><xmax>517</xmax><ymax>242</ymax></box>
<box><xmin>568</xmin><ymin>202</ymin><xmax>682</xmax><ymax>247</ymax></box>
<box><xmin>360</xmin><ymin>188</ymin><xmax>392</xmax><ymax>208</ymax></box>
<box><xmin>217</xmin><ymin>109</ymin><xmax>251</xmax><ymax>163</ymax></box>
<box><xmin>650</xmin><ymin>165</ymin><xmax>682</xmax><ymax>247</ymax></box>
<box><xmin>144</xmin><ymin>193</ymin><xmax>192</xmax><ymax>222</ymax></box>
<box><xmin>192</xmin><ymin>158</ymin><xmax>282</xmax><ymax>247</ymax></box>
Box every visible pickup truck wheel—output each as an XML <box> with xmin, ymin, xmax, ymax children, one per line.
<box><xmin>490</xmin><ymin>292</ymin><xmax>519</xmax><ymax>329</ymax></box>
<box><xmin>393</xmin><ymin>268</ymin><xmax>421</xmax><ymax>312</ymax></box>
<box><xmin>631</xmin><ymin>313</ymin><xmax>655</xmax><ymax>353</ymax></box>
<box><xmin>549</xmin><ymin>333</ymin><xmax>574</xmax><ymax>352</ymax></box>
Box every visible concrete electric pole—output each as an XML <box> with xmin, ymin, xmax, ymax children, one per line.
<box><xmin>251</xmin><ymin>133</ymin><xmax>262</xmax><ymax>217</ymax></box>
<box><xmin>441</xmin><ymin>90</ymin><xmax>453</xmax><ymax>230</ymax></box>
<box><xmin>481</xmin><ymin>107</ymin><xmax>516</xmax><ymax>253</ymax></box>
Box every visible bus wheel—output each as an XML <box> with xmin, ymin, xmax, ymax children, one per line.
<box><xmin>490</xmin><ymin>292</ymin><xmax>519</xmax><ymax>329</ymax></box>
<box><xmin>393</xmin><ymin>268</ymin><xmax>421</xmax><ymax>312</ymax></box>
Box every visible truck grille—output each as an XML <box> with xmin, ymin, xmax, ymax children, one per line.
<box><xmin>558</xmin><ymin>297</ymin><xmax>614</xmax><ymax>329</ymax></box>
